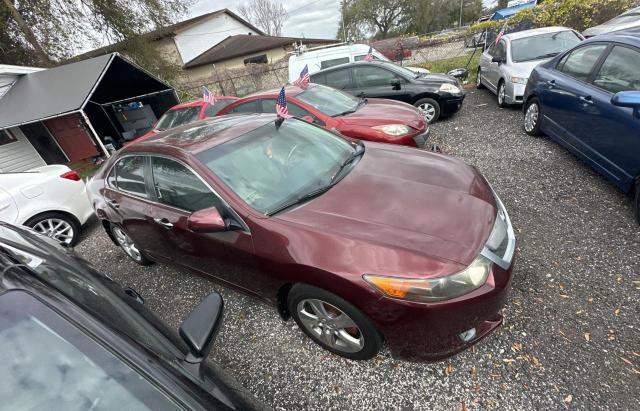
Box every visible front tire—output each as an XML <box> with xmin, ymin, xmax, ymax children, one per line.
<box><xmin>634</xmin><ymin>179</ymin><xmax>640</xmax><ymax>225</ymax></box>
<box><xmin>110</xmin><ymin>224</ymin><xmax>153</xmax><ymax>266</ymax></box>
<box><xmin>497</xmin><ymin>81</ymin><xmax>508</xmax><ymax>108</ymax></box>
<box><xmin>25</xmin><ymin>212</ymin><xmax>81</xmax><ymax>246</ymax></box>
<box><xmin>414</xmin><ymin>98</ymin><xmax>441</xmax><ymax>123</ymax></box>
<box><xmin>524</xmin><ymin>97</ymin><xmax>543</xmax><ymax>136</ymax></box>
<box><xmin>288</xmin><ymin>284</ymin><xmax>383</xmax><ymax>360</ymax></box>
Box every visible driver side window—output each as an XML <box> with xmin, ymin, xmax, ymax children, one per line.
<box><xmin>150</xmin><ymin>157</ymin><xmax>223</xmax><ymax>213</ymax></box>
<box><xmin>493</xmin><ymin>40</ymin><xmax>506</xmax><ymax>60</ymax></box>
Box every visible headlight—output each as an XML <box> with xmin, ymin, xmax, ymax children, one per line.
<box><xmin>510</xmin><ymin>76</ymin><xmax>528</xmax><ymax>85</ymax></box>
<box><xmin>363</xmin><ymin>254</ymin><xmax>492</xmax><ymax>302</ymax></box>
<box><xmin>371</xmin><ymin>124</ymin><xmax>412</xmax><ymax>136</ymax></box>
<box><xmin>439</xmin><ymin>83</ymin><xmax>462</xmax><ymax>94</ymax></box>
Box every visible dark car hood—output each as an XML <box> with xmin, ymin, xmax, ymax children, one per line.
<box><xmin>278</xmin><ymin>144</ymin><xmax>496</xmax><ymax>265</ymax></box>
<box><xmin>340</xmin><ymin>98</ymin><xmax>425</xmax><ymax>130</ymax></box>
<box><xmin>415</xmin><ymin>73</ymin><xmax>459</xmax><ymax>85</ymax></box>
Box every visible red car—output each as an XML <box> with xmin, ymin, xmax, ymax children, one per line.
<box><xmin>88</xmin><ymin>114</ymin><xmax>516</xmax><ymax>362</ymax></box>
<box><xmin>127</xmin><ymin>97</ymin><xmax>238</xmax><ymax>145</ymax></box>
<box><xmin>217</xmin><ymin>84</ymin><xmax>429</xmax><ymax>148</ymax></box>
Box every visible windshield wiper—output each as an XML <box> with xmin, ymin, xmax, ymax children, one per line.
<box><xmin>332</xmin><ymin>109</ymin><xmax>357</xmax><ymax>117</ymax></box>
<box><xmin>532</xmin><ymin>52</ymin><xmax>560</xmax><ymax>60</ymax></box>
<box><xmin>331</xmin><ymin>142</ymin><xmax>364</xmax><ymax>184</ymax></box>
<box><xmin>266</xmin><ymin>143</ymin><xmax>364</xmax><ymax>216</ymax></box>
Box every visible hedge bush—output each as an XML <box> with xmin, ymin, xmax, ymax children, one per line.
<box><xmin>468</xmin><ymin>0</ymin><xmax>638</xmax><ymax>34</ymax></box>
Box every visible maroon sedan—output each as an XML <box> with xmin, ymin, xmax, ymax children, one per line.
<box><xmin>88</xmin><ymin>114</ymin><xmax>516</xmax><ymax>362</ymax></box>
<box><xmin>217</xmin><ymin>84</ymin><xmax>429</xmax><ymax>148</ymax></box>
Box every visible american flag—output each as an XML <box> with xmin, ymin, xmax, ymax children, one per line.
<box><xmin>276</xmin><ymin>87</ymin><xmax>292</xmax><ymax>119</ymax></box>
<box><xmin>202</xmin><ymin>86</ymin><xmax>216</xmax><ymax>104</ymax></box>
<box><xmin>364</xmin><ymin>46</ymin><xmax>374</xmax><ymax>62</ymax></box>
<box><xmin>293</xmin><ymin>65</ymin><xmax>310</xmax><ymax>89</ymax></box>
<box><xmin>495</xmin><ymin>23</ymin><xmax>508</xmax><ymax>45</ymax></box>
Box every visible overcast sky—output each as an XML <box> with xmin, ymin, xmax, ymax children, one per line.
<box><xmin>190</xmin><ymin>0</ymin><xmax>497</xmax><ymax>39</ymax></box>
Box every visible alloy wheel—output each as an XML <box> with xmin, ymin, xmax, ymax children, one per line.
<box><xmin>498</xmin><ymin>84</ymin><xmax>506</xmax><ymax>105</ymax></box>
<box><xmin>418</xmin><ymin>103</ymin><xmax>436</xmax><ymax>123</ymax></box>
<box><xmin>524</xmin><ymin>102</ymin><xmax>539</xmax><ymax>133</ymax></box>
<box><xmin>32</xmin><ymin>218</ymin><xmax>74</xmax><ymax>245</ymax></box>
<box><xmin>296</xmin><ymin>298</ymin><xmax>364</xmax><ymax>353</ymax></box>
<box><xmin>476</xmin><ymin>72</ymin><xmax>481</xmax><ymax>87</ymax></box>
<box><xmin>112</xmin><ymin>226</ymin><xmax>142</xmax><ymax>262</ymax></box>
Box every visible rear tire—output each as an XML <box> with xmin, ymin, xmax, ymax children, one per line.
<box><xmin>110</xmin><ymin>224</ymin><xmax>153</xmax><ymax>266</ymax></box>
<box><xmin>25</xmin><ymin>212</ymin><xmax>81</xmax><ymax>246</ymax></box>
<box><xmin>288</xmin><ymin>284</ymin><xmax>383</xmax><ymax>360</ymax></box>
<box><xmin>523</xmin><ymin>97</ymin><xmax>543</xmax><ymax>136</ymax></box>
<box><xmin>476</xmin><ymin>68</ymin><xmax>485</xmax><ymax>89</ymax></box>
<box><xmin>414</xmin><ymin>98</ymin><xmax>441</xmax><ymax>123</ymax></box>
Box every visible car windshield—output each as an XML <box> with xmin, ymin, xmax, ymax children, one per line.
<box><xmin>155</xmin><ymin>106</ymin><xmax>200</xmax><ymax>130</ymax></box>
<box><xmin>196</xmin><ymin>119</ymin><xmax>356</xmax><ymax>214</ymax></box>
<box><xmin>511</xmin><ymin>31</ymin><xmax>583</xmax><ymax>62</ymax></box>
<box><xmin>607</xmin><ymin>12</ymin><xmax>640</xmax><ymax>25</ymax></box>
<box><xmin>296</xmin><ymin>84</ymin><xmax>361</xmax><ymax>116</ymax></box>
<box><xmin>380</xmin><ymin>61</ymin><xmax>420</xmax><ymax>78</ymax></box>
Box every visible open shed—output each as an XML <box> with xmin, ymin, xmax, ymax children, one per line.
<box><xmin>0</xmin><ymin>53</ymin><xmax>178</xmax><ymax>172</ymax></box>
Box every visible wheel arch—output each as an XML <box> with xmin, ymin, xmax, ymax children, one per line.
<box><xmin>412</xmin><ymin>92</ymin><xmax>441</xmax><ymax>106</ymax></box>
<box><xmin>22</xmin><ymin>209</ymin><xmax>81</xmax><ymax>228</ymax></box>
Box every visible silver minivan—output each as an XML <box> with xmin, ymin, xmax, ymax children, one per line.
<box><xmin>477</xmin><ymin>27</ymin><xmax>583</xmax><ymax>106</ymax></box>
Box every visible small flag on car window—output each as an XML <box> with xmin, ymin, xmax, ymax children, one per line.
<box><xmin>364</xmin><ymin>46</ymin><xmax>374</xmax><ymax>62</ymax></box>
<box><xmin>293</xmin><ymin>65</ymin><xmax>310</xmax><ymax>89</ymax></box>
<box><xmin>276</xmin><ymin>86</ymin><xmax>292</xmax><ymax>120</ymax></box>
<box><xmin>202</xmin><ymin>86</ymin><xmax>216</xmax><ymax>104</ymax></box>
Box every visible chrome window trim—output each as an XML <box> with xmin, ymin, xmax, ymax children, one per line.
<box><xmin>106</xmin><ymin>153</ymin><xmax>250</xmax><ymax>233</ymax></box>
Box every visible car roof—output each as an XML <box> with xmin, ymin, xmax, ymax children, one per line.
<box><xmin>127</xmin><ymin>113</ymin><xmax>278</xmax><ymax>155</ymax></box>
<box><xmin>292</xmin><ymin>43</ymin><xmax>370</xmax><ymax>59</ymax></box>
<box><xmin>504</xmin><ymin>26</ymin><xmax>575</xmax><ymax>41</ymax></box>
<box><xmin>244</xmin><ymin>84</ymin><xmax>307</xmax><ymax>98</ymax></box>
<box><xmin>170</xmin><ymin>96</ymin><xmax>237</xmax><ymax>110</ymax></box>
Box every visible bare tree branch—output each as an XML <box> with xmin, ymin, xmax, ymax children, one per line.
<box><xmin>239</xmin><ymin>0</ymin><xmax>288</xmax><ymax>36</ymax></box>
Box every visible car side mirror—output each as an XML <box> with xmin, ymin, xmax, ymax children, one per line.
<box><xmin>180</xmin><ymin>292</ymin><xmax>224</xmax><ymax>363</ymax></box>
<box><xmin>390</xmin><ymin>78</ymin><xmax>402</xmax><ymax>90</ymax></box>
<box><xmin>492</xmin><ymin>56</ymin><xmax>504</xmax><ymax>64</ymax></box>
<box><xmin>187</xmin><ymin>207</ymin><xmax>228</xmax><ymax>233</ymax></box>
<box><xmin>611</xmin><ymin>91</ymin><xmax>640</xmax><ymax>118</ymax></box>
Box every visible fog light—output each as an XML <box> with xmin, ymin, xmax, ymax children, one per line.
<box><xmin>459</xmin><ymin>328</ymin><xmax>477</xmax><ymax>342</ymax></box>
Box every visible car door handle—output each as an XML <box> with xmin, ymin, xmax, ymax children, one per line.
<box><xmin>107</xmin><ymin>199</ymin><xmax>120</xmax><ymax>209</ymax></box>
<box><xmin>579</xmin><ymin>95</ymin><xmax>593</xmax><ymax>105</ymax></box>
<box><xmin>547</xmin><ymin>80</ymin><xmax>556</xmax><ymax>88</ymax></box>
<box><xmin>153</xmin><ymin>218</ymin><xmax>173</xmax><ymax>228</ymax></box>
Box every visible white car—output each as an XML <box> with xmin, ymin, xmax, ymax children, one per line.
<box><xmin>0</xmin><ymin>165</ymin><xmax>93</xmax><ymax>246</ymax></box>
<box><xmin>288</xmin><ymin>43</ymin><xmax>429</xmax><ymax>82</ymax></box>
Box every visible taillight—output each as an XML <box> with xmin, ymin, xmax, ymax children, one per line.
<box><xmin>60</xmin><ymin>170</ymin><xmax>81</xmax><ymax>181</ymax></box>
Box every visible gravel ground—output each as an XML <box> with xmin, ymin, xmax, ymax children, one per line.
<box><xmin>75</xmin><ymin>89</ymin><xmax>640</xmax><ymax>410</ymax></box>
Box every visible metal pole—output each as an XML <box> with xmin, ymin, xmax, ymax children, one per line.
<box><xmin>80</xmin><ymin>110</ymin><xmax>110</xmax><ymax>158</ymax></box>
<box><xmin>459</xmin><ymin>0</ymin><xmax>464</xmax><ymax>29</ymax></box>
<box><xmin>341</xmin><ymin>1</ymin><xmax>347</xmax><ymax>42</ymax></box>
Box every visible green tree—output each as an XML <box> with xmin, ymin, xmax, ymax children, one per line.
<box><xmin>340</xmin><ymin>0</ymin><xmax>412</xmax><ymax>39</ymax></box>
<box><xmin>497</xmin><ymin>0</ymin><xmax>509</xmax><ymax>8</ymax></box>
<box><xmin>0</xmin><ymin>0</ymin><xmax>189</xmax><ymax>69</ymax></box>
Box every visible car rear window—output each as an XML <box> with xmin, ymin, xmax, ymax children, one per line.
<box><xmin>320</xmin><ymin>57</ymin><xmax>349</xmax><ymax>69</ymax></box>
<box><xmin>155</xmin><ymin>106</ymin><xmax>200</xmax><ymax>130</ymax></box>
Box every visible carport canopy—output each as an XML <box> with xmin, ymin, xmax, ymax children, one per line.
<box><xmin>491</xmin><ymin>1</ymin><xmax>537</xmax><ymax>21</ymax></box>
<box><xmin>0</xmin><ymin>53</ymin><xmax>175</xmax><ymax>130</ymax></box>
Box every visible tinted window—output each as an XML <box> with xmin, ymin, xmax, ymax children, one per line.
<box><xmin>228</xmin><ymin>100</ymin><xmax>260</xmax><ymax>113</ymax></box>
<box><xmin>494</xmin><ymin>40</ymin><xmax>506</xmax><ymax>60</ymax></box>
<box><xmin>0</xmin><ymin>129</ymin><xmax>17</xmax><ymax>146</ymax></box>
<box><xmin>297</xmin><ymin>84</ymin><xmax>360</xmax><ymax>116</ymax></box>
<box><xmin>593</xmin><ymin>46</ymin><xmax>640</xmax><ymax>93</ymax></box>
<box><xmin>155</xmin><ymin>106</ymin><xmax>200</xmax><ymax>131</ymax></box>
<box><xmin>558</xmin><ymin>44</ymin><xmax>607</xmax><ymax>82</ymax></box>
<box><xmin>510</xmin><ymin>31</ymin><xmax>582</xmax><ymax>62</ymax></box>
<box><xmin>320</xmin><ymin>57</ymin><xmax>349</xmax><ymax>69</ymax></box>
<box><xmin>325</xmin><ymin>69</ymin><xmax>352</xmax><ymax>90</ymax></box>
<box><xmin>197</xmin><ymin>120</ymin><xmax>354</xmax><ymax>214</ymax></box>
<box><xmin>114</xmin><ymin>156</ymin><xmax>148</xmax><ymax>198</ymax></box>
<box><xmin>353</xmin><ymin>66</ymin><xmax>396</xmax><ymax>88</ymax></box>
<box><xmin>204</xmin><ymin>99</ymin><xmax>234</xmax><ymax>117</ymax></box>
<box><xmin>311</xmin><ymin>73</ymin><xmax>326</xmax><ymax>85</ymax></box>
<box><xmin>261</xmin><ymin>99</ymin><xmax>312</xmax><ymax>117</ymax></box>
<box><xmin>0</xmin><ymin>290</ymin><xmax>177</xmax><ymax>410</ymax></box>
<box><xmin>151</xmin><ymin>157</ymin><xmax>221</xmax><ymax>212</ymax></box>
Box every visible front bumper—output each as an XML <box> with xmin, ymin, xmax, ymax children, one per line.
<box><xmin>364</xmin><ymin>189</ymin><xmax>516</xmax><ymax>362</ymax></box>
<box><xmin>505</xmin><ymin>82</ymin><xmax>526</xmax><ymax>105</ymax></box>
<box><xmin>440</xmin><ymin>94</ymin><xmax>465</xmax><ymax>117</ymax></box>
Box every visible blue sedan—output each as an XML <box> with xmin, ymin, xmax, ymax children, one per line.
<box><xmin>522</xmin><ymin>28</ymin><xmax>640</xmax><ymax>224</ymax></box>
